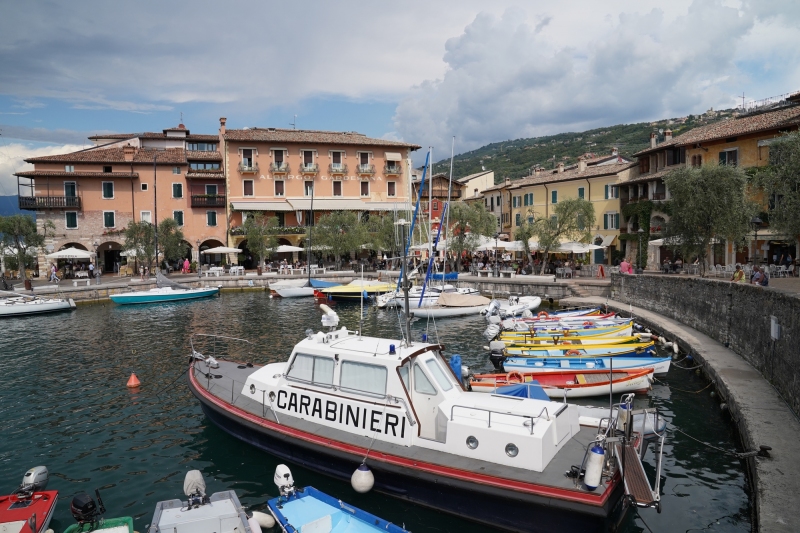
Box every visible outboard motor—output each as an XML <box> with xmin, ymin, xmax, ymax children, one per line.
<box><xmin>482</xmin><ymin>300</ymin><xmax>501</xmax><ymax>318</ymax></box>
<box><xmin>70</xmin><ymin>489</ymin><xmax>106</xmax><ymax>528</ymax></box>
<box><xmin>482</xmin><ymin>315</ymin><xmax>502</xmax><ymax>340</ymax></box>
<box><xmin>13</xmin><ymin>466</ymin><xmax>49</xmax><ymax>499</ymax></box>
<box><xmin>183</xmin><ymin>470</ymin><xmax>209</xmax><ymax>508</ymax></box>
<box><xmin>488</xmin><ymin>341</ymin><xmax>507</xmax><ymax>371</ymax></box>
<box><xmin>274</xmin><ymin>464</ymin><xmax>296</xmax><ymax>499</ymax></box>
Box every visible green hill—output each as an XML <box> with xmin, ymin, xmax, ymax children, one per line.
<box><xmin>431</xmin><ymin>109</ymin><xmax>738</xmax><ymax>182</ymax></box>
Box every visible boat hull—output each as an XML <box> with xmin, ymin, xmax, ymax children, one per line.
<box><xmin>0</xmin><ymin>298</ymin><xmax>74</xmax><ymax>317</ymax></box>
<box><xmin>189</xmin><ymin>371</ymin><xmax>624</xmax><ymax>533</ymax></box>
<box><xmin>470</xmin><ymin>369</ymin><xmax>653</xmax><ymax>398</ymax></box>
<box><xmin>503</xmin><ymin>356</ymin><xmax>671</xmax><ymax>375</ymax></box>
<box><xmin>273</xmin><ymin>287</ymin><xmax>315</xmax><ymax>298</ymax></box>
<box><xmin>410</xmin><ymin>305</ymin><xmax>487</xmax><ymax>318</ymax></box>
<box><xmin>109</xmin><ymin>287</ymin><xmax>219</xmax><ymax>304</ymax></box>
<box><xmin>0</xmin><ymin>490</ymin><xmax>58</xmax><ymax>533</ymax></box>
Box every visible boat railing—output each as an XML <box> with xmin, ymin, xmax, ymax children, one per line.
<box><xmin>450</xmin><ymin>404</ymin><xmax>549</xmax><ymax>435</ymax></box>
<box><xmin>190</xmin><ymin>333</ymin><xmax>257</xmax><ymax>362</ymax></box>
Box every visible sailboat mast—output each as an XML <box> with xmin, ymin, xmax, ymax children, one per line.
<box><xmin>445</xmin><ymin>136</ymin><xmax>454</xmax><ymax>270</ymax></box>
<box><xmin>308</xmin><ymin>179</ymin><xmax>314</xmax><ymax>284</ymax></box>
<box><xmin>428</xmin><ymin>147</ymin><xmax>433</xmax><ymax>263</ymax></box>
<box><xmin>153</xmin><ymin>154</ymin><xmax>159</xmax><ymax>270</ymax></box>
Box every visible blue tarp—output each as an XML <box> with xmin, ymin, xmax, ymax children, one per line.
<box><xmin>494</xmin><ymin>381</ymin><xmax>551</xmax><ymax>401</ymax></box>
<box><xmin>310</xmin><ymin>279</ymin><xmax>339</xmax><ymax>288</ymax></box>
<box><xmin>431</xmin><ymin>272</ymin><xmax>459</xmax><ymax>281</ymax></box>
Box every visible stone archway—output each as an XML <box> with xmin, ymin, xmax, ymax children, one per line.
<box><xmin>199</xmin><ymin>239</ymin><xmax>225</xmax><ymax>265</ymax></box>
<box><xmin>97</xmin><ymin>240</ymin><xmax>123</xmax><ymax>273</ymax></box>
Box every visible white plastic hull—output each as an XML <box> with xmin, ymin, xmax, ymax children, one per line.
<box><xmin>0</xmin><ymin>298</ymin><xmax>74</xmax><ymax>317</ymax></box>
<box><xmin>410</xmin><ymin>305</ymin><xmax>487</xmax><ymax>318</ymax></box>
<box><xmin>273</xmin><ymin>287</ymin><xmax>315</xmax><ymax>298</ymax></box>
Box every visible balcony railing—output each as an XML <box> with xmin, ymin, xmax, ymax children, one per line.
<box><xmin>238</xmin><ymin>162</ymin><xmax>259</xmax><ymax>173</ymax></box>
<box><xmin>18</xmin><ymin>196</ymin><xmax>81</xmax><ymax>210</ymax></box>
<box><xmin>191</xmin><ymin>194</ymin><xmax>226</xmax><ymax>208</ymax></box>
<box><xmin>652</xmin><ymin>192</ymin><xmax>666</xmax><ymax>201</ymax></box>
<box><xmin>270</xmin><ymin>162</ymin><xmax>289</xmax><ymax>173</ymax></box>
<box><xmin>357</xmin><ymin>164</ymin><xmax>375</xmax><ymax>175</ymax></box>
<box><xmin>299</xmin><ymin>163</ymin><xmax>319</xmax><ymax>174</ymax></box>
<box><xmin>328</xmin><ymin>164</ymin><xmax>348</xmax><ymax>174</ymax></box>
<box><xmin>384</xmin><ymin>164</ymin><xmax>402</xmax><ymax>175</ymax></box>
<box><xmin>619</xmin><ymin>228</ymin><xmax>629</xmax><ymax>234</ymax></box>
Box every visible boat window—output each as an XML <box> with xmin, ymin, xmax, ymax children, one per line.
<box><xmin>413</xmin><ymin>363</ymin><xmax>437</xmax><ymax>395</ymax></box>
<box><xmin>286</xmin><ymin>354</ymin><xmax>334</xmax><ymax>387</ymax></box>
<box><xmin>425</xmin><ymin>358</ymin><xmax>453</xmax><ymax>391</ymax></box>
<box><xmin>399</xmin><ymin>362</ymin><xmax>410</xmax><ymax>391</ymax></box>
<box><xmin>340</xmin><ymin>361</ymin><xmax>387</xmax><ymax>398</ymax></box>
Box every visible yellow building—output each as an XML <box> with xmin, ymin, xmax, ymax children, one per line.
<box><xmin>507</xmin><ymin>154</ymin><xmax>636</xmax><ymax>264</ymax></box>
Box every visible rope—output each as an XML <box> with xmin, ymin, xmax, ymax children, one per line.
<box><xmin>671</xmin><ymin>360</ymin><xmax>705</xmax><ymax>370</ymax></box>
<box><xmin>361</xmin><ymin>397</ymin><xmax>390</xmax><ymax>465</ymax></box>
<box><xmin>653</xmin><ymin>376</ymin><xmax>714</xmax><ymax>394</ymax></box>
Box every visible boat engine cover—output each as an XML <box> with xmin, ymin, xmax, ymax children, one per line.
<box><xmin>70</xmin><ymin>492</ymin><xmax>97</xmax><ymax>522</ymax></box>
<box><xmin>274</xmin><ymin>464</ymin><xmax>295</xmax><ymax>494</ymax></box>
<box><xmin>22</xmin><ymin>466</ymin><xmax>49</xmax><ymax>491</ymax></box>
<box><xmin>183</xmin><ymin>470</ymin><xmax>206</xmax><ymax>497</ymax></box>
<box><xmin>482</xmin><ymin>324</ymin><xmax>500</xmax><ymax>341</ymax></box>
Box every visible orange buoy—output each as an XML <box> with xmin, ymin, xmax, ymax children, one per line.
<box><xmin>126</xmin><ymin>372</ymin><xmax>141</xmax><ymax>388</ymax></box>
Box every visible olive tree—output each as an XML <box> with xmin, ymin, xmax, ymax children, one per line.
<box><xmin>123</xmin><ymin>221</ymin><xmax>155</xmax><ymax>270</ymax></box>
<box><xmin>514</xmin><ymin>219</ymin><xmax>537</xmax><ymax>267</ymax></box>
<box><xmin>663</xmin><ymin>165</ymin><xmax>755</xmax><ymax>276</ymax></box>
<box><xmin>531</xmin><ymin>198</ymin><xmax>595</xmax><ymax>274</ymax></box>
<box><xmin>446</xmin><ymin>202</ymin><xmax>497</xmax><ymax>272</ymax></box>
<box><xmin>0</xmin><ymin>215</ymin><xmax>53</xmax><ymax>279</ymax></box>
<box><xmin>754</xmin><ymin>132</ymin><xmax>800</xmax><ymax>248</ymax></box>
<box><xmin>158</xmin><ymin>218</ymin><xmax>188</xmax><ymax>265</ymax></box>
<box><xmin>242</xmin><ymin>213</ymin><xmax>280</xmax><ymax>271</ymax></box>
<box><xmin>313</xmin><ymin>211</ymin><xmax>367</xmax><ymax>266</ymax></box>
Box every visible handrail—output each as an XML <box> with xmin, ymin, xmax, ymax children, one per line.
<box><xmin>449</xmin><ymin>404</ymin><xmax>545</xmax><ymax>435</ymax></box>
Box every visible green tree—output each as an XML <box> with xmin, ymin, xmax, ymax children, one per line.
<box><xmin>123</xmin><ymin>221</ymin><xmax>155</xmax><ymax>269</ymax></box>
<box><xmin>0</xmin><ymin>215</ymin><xmax>53</xmax><ymax>280</ymax></box>
<box><xmin>663</xmin><ymin>165</ymin><xmax>754</xmax><ymax>276</ymax></box>
<box><xmin>366</xmin><ymin>212</ymin><xmax>409</xmax><ymax>267</ymax></box>
<box><xmin>242</xmin><ymin>213</ymin><xmax>280</xmax><ymax>270</ymax></box>
<box><xmin>754</xmin><ymin>132</ymin><xmax>800</xmax><ymax>248</ymax></box>
<box><xmin>446</xmin><ymin>202</ymin><xmax>497</xmax><ymax>272</ymax></box>
<box><xmin>530</xmin><ymin>198</ymin><xmax>595</xmax><ymax>274</ymax></box>
<box><xmin>158</xmin><ymin>218</ymin><xmax>188</xmax><ymax>265</ymax></box>
<box><xmin>314</xmin><ymin>211</ymin><xmax>367</xmax><ymax>266</ymax></box>
<box><xmin>514</xmin><ymin>219</ymin><xmax>537</xmax><ymax>267</ymax></box>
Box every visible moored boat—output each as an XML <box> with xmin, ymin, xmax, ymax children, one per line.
<box><xmin>405</xmin><ymin>292</ymin><xmax>491</xmax><ymax>318</ymax></box>
<box><xmin>0</xmin><ymin>292</ymin><xmax>75</xmax><ymax>317</ymax></box>
<box><xmin>318</xmin><ymin>280</ymin><xmax>394</xmax><ymax>301</ymax></box>
<box><xmin>109</xmin><ymin>273</ymin><xmax>219</xmax><ymax>305</ymax></box>
<box><xmin>271</xmin><ymin>279</ymin><xmax>338</xmax><ymax>298</ymax></box>
<box><xmin>469</xmin><ymin>368</ymin><xmax>654</xmax><ymax>398</ymax></box>
<box><xmin>0</xmin><ymin>467</ymin><xmax>57</xmax><ymax>533</ymax></box>
<box><xmin>503</xmin><ymin>341</ymin><xmax>656</xmax><ymax>357</ymax></box>
<box><xmin>501</xmin><ymin>355</ymin><xmax>672</xmax><ymax>375</ymax></box>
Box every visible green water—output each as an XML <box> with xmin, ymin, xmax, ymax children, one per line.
<box><xmin>0</xmin><ymin>293</ymin><xmax>751</xmax><ymax>532</ymax></box>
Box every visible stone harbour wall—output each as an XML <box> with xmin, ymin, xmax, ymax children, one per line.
<box><xmin>611</xmin><ymin>273</ymin><xmax>800</xmax><ymax>414</ymax></box>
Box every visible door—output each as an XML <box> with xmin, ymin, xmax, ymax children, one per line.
<box><xmin>403</xmin><ymin>357</ymin><xmax>449</xmax><ymax>441</ymax></box>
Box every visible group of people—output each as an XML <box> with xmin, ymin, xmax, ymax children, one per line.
<box><xmin>730</xmin><ymin>264</ymin><xmax>769</xmax><ymax>286</ymax></box>
<box><xmin>48</xmin><ymin>261</ymin><xmax>96</xmax><ymax>282</ymax></box>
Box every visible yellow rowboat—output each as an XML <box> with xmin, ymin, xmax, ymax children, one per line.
<box><xmin>499</xmin><ymin>322</ymin><xmax>633</xmax><ymax>340</ymax></box>
<box><xmin>318</xmin><ymin>280</ymin><xmax>395</xmax><ymax>301</ymax></box>
<box><xmin>500</xmin><ymin>335</ymin><xmax>644</xmax><ymax>347</ymax></box>
<box><xmin>503</xmin><ymin>341</ymin><xmax>656</xmax><ymax>357</ymax></box>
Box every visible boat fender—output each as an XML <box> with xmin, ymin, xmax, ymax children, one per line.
<box><xmin>248</xmin><ymin>515</ymin><xmax>263</xmax><ymax>533</ymax></box>
<box><xmin>673</xmin><ymin>342</ymin><xmax>679</xmax><ymax>354</ymax></box>
<box><xmin>351</xmin><ymin>463</ymin><xmax>374</xmax><ymax>493</ymax></box>
<box><xmin>584</xmin><ymin>444</ymin><xmax>605</xmax><ymax>491</ymax></box>
<box><xmin>618</xmin><ymin>403</ymin><xmax>630</xmax><ymax>433</ymax></box>
<box><xmin>522</xmin><ymin>309</ymin><xmax>533</xmax><ymax>318</ymax></box>
<box><xmin>449</xmin><ymin>355</ymin><xmax>463</xmax><ymax>385</ymax></box>
<box><xmin>251</xmin><ymin>511</ymin><xmax>275</xmax><ymax>530</ymax></box>
<box><xmin>663</xmin><ymin>342</ymin><xmax>673</xmax><ymax>350</ymax></box>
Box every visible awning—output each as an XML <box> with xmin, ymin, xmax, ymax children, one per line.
<box><xmin>600</xmin><ymin>235</ymin><xmax>616</xmax><ymax>247</ymax></box>
<box><xmin>288</xmin><ymin>199</ymin><xmax>366</xmax><ymax>210</ymax></box>
<box><xmin>385</xmin><ymin>152</ymin><xmax>402</xmax><ymax>161</ymax></box>
<box><xmin>364</xmin><ymin>202</ymin><xmax>411</xmax><ymax>211</ymax></box>
<box><xmin>230</xmin><ymin>201</ymin><xmax>293</xmax><ymax>211</ymax></box>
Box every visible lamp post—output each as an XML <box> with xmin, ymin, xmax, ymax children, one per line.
<box><xmin>637</xmin><ymin>228</ymin><xmax>644</xmax><ymax>274</ymax></box>
<box><xmin>751</xmin><ymin>216</ymin><xmax>762</xmax><ymax>265</ymax></box>
<box><xmin>196</xmin><ymin>239</ymin><xmax>201</xmax><ymax>278</ymax></box>
<box><xmin>93</xmin><ymin>240</ymin><xmax>100</xmax><ymax>284</ymax></box>
<box><xmin>494</xmin><ymin>232</ymin><xmax>499</xmax><ymax>278</ymax></box>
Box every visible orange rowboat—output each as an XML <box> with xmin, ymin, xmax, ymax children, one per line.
<box><xmin>469</xmin><ymin>368</ymin><xmax>654</xmax><ymax>398</ymax></box>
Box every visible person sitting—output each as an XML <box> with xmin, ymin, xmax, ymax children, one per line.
<box><xmin>619</xmin><ymin>259</ymin><xmax>631</xmax><ymax>274</ymax></box>
<box><xmin>750</xmin><ymin>266</ymin><xmax>764</xmax><ymax>285</ymax></box>
<box><xmin>730</xmin><ymin>264</ymin><xmax>745</xmax><ymax>283</ymax></box>
<box><xmin>674</xmin><ymin>258</ymin><xmax>683</xmax><ymax>272</ymax></box>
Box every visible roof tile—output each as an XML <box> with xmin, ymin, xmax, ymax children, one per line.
<box><xmin>26</xmin><ymin>147</ymin><xmax>188</xmax><ymax>165</ymax></box>
<box><xmin>223</xmin><ymin>127</ymin><xmax>420</xmax><ymax>149</ymax></box>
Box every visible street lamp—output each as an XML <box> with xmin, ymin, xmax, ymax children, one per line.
<box><xmin>196</xmin><ymin>239</ymin><xmax>201</xmax><ymax>278</ymax></box>
<box><xmin>637</xmin><ymin>228</ymin><xmax>644</xmax><ymax>273</ymax></box>
<box><xmin>494</xmin><ymin>232</ymin><xmax>499</xmax><ymax>278</ymax></box>
<box><xmin>751</xmin><ymin>216</ymin><xmax>762</xmax><ymax>265</ymax></box>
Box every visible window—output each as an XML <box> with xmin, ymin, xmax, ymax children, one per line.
<box><xmin>64</xmin><ymin>182</ymin><xmax>76</xmax><ymax>197</ymax></box>
<box><xmin>604</xmin><ymin>185</ymin><xmax>609</xmax><ymax>199</ymax></box>
<box><xmin>527</xmin><ymin>193</ymin><xmax>533</xmax><ymax>205</ymax></box>
<box><xmin>304</xmin><ymin>181</ymin><xmax>314</xmax><ymax>197</ymax></box>
<box><xmin>578</xmin><ymin>187</ymin><xmax>585</xmax><ymax>199</ymax></box>
<box><xmin>244</xmin><ymin>180</ymin><xmax>254</xmax><ymax>196</ymax></box>
<box><xmin>173</xmin><ymin>210</ymin><xmax>184</xmax><ymax>226</ymax></box>
<box><xmin>286</xmin><ymin>354</ymin><xmax>334</xmax><ymax>388</ymax></box>
<box><xmin>340</xmin><ymin>361</ymin><xmax>387</xmax><ymax>398</ymax></box>
<box><xmin>603</xmin><ymin>212</ymin><xmax>620</xmax><ymax>230</ymax></box>
<box><xmin>274</xmin><ymin>150</ymin><xmax>284</xmax><ymax>164</ymax></box>
<box><xmin>413</xmin><ymin>363</ymin><xmax>437</xmax><ymax>395</ymax></box>
<box><xmin>189</xmin><ymin>162</ymin><xmax>221</xmax><ymax>170</ymax></box>
<box><xmin>103</xmin><ymin>165</ymin><xmax>112</xmax><ymax>173</ymax></box>
<box><xmin>551</xmin><ymin>190</ymin><xmax>558</xmax><ymax>204</ymax></box>
<box><xmin>141</xmin><ymin>183</ymin><xmax>148</xmax><ymax>191</ymax></box>
<box><xmin>691</xmin><ymin>154</ymin><xmax>703</xmax><ymax>168</ymax></box>
<box><xmin>387</xmin><ymin>181</ymin><xmax>396</xmax><ymax>197</ymax></box>
<box><xmin>359</xmin><ymin>152</ymin><xmax>369</xmax><ymax>165</ymax></box>
<box><xmin>141</xmin><ymin>211</ymin><xmax>152</xmax><ymax>224</ymax></box>
<box><xmin>187</xmin><ymin>142</ymin><xmax>217</xmax><ymax>151</ymax></box>
<box><xmin>639</xmin><ymin>158</ymin><xmax>650</xmax><ymax>174</ymax></box>
<box><xmin>103</xmin><ymin>211</ymin><xmax>115</xmax><ymax>228</ymax></box>
<box><xmin>207</xmin><ymin>211</ymin><xmax>217</xmax><ymax>226</ymax></box>
<box><xmin>719</xmin><ymin>149</ymin><xmax>738</xmax><ymax>166</ymax></box>
<box><xmin>432</xmin><ymin>200</ymin><xmax>439</xmax><ymax>211</ymax></box>
<box><xmin>102</xmin><ymin>182</ymin><xmax>114</xmax><ymax>199</ymax></box>
<box><xmin>512</xmin><ymin>196</ymin><xmax>517</xmax><ymax>208</ymax></box>
<box><xmin>172</xmin><ymin>183</ymin><xmax>183</xmax><ymax>198</ymax></box>
<box><xmin>360</xmin><ymin>181</ymin><xmax>369</xmax><ymax>197</ymax></box>
<box><xmin>425</xmin><ymin>358</ymin><xmax>453</xmax><ymax>391</ymax></box>
<box><xmin>65</xmin><ymin>165</ymin><xmax>75</xmax><ymax>172</ymax></box>
<box><xmin>331</xmin><ymin>151</ymin><xmax>343</xmax><ymax>169</ymax></box>
<box><xmin>610</xmin><ymin>186</ymin><xmax>619</xmax><ymax>199</ymax></box>
<box><xmin>65</xmin><ymin>212</ymin><xmax>78</xmax><ymax>229</ymax></box>
<box><xmin>172</xmin><ymin>167</ymin><xmax>180</xmax><ymax>175</ymax></box>
<box><xmin>275</xmin><ymin>180</ymin><xmax>285</xmax><ymax>196</ymax></box>
<box><xmin>490</xmin><ymin>196</ymin><xmax>494</xmax><ymax>210</ymax></box>
<box><xmin>515</xmin><ymin>213</ymin><xmax>521</xmax><ymax>226</ymax></box>
<box><xmin>242</xmin><ymin>149</ymin><xmax>253</xmax><ymax>168</ymax></box>
<box><xmin>333</xmin><ymin>181</ymin><xmax>342</xmax><ymax>196</ymax></box>
<box><xmin>205</xmin><ymin>184</ymin><xmax>218</xmax><ymax>195</ymax></box>
<box><xmin>302</xmin><ymin>150</ymin><xmax>314</xmax><ymax>170</ymax></box>
<box><xmin>666</xmin><ymin>147</ymin><xmax>686</xmax><ymax>166</ymax></box>
<box><xmin>527</xmin><ymin>216</ymin><xmax>534</xmax><ymax>224</ymax></box>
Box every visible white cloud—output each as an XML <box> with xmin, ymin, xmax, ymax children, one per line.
<box><xmin>0</xmin><ymin>142</ymin><xmax>85</xmax><ymax>195</ymax></box>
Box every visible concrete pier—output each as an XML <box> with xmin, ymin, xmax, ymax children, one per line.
<box><xmin>561</xmin><ymin>295</ymin><xmax>800</xmax><ymax>533</ymax></box>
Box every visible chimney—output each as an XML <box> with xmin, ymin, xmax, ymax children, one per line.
<box><xmin>557</xmin><ymin>162</ymin><xmax>564</xmax><ymax>173</ymax></box>
<box><xmin>578</xmin><ymin>157</ymin><xmax>587</xmax><ymax>172</ymax></box>
<box><xmin>650</xmin><ymin>132</ymin><xmax>657</xmax><ymax>149</ymax></box>
<box><xmin>219</xmin><ymin>117</ymin><xmax>227</xmax><ymax>135</ymax></box>
<box><xmin>611</xmin><ymin>147</ymin><xmax>619</xmax><ymax>156</ymax></box>
<box><xmin>665</xmin><ymin>129</ymin><xmax>672</xmax><ymax>141</ymax></box>
<box><xmin>123</xmin><ymin>144</ymin><xmax>135</xmax><ymax>162</ymax></box>
<box><xmin>505</xmin><ymin>177</ymin><xmax>511</xmax><ymax>186</ymax></box>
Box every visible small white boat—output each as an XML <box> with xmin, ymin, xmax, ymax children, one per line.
<box><xmin>469</xmin><ymin>368</ymin><xmax>654</xmax><ymax>398</ymax></box>
<box><xmin>271</xmin><ymin>279</ymin><xmax>340</xmax><ymax>298</ymax></box>
<box><xmin>0</xmin><ymin>292</ymin><xmax>75</xmax><ymax>317</ymax></box>
<box><xmin>377</xmin><ymin>284</ymin><xmax>479</xmax><ymax>308</ymax></box>
<box><xmin>483</xmin><ymin>296</ymin><xmax>542</xmax><ymax>318</ymax></box>
<box><xmin>407</xmin><ymin>292</ymin><xmax>492</xmax><ymax>318</ymax></box>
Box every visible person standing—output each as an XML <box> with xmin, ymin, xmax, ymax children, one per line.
<box><xmin>49</xmin><ymin>263</ymin><xmax>59</xmax><ymax>283</ymax></box>
<box><xmin>88</xmin><ymin>261</ymin><xmax>94</xmax><ymax>280</ymax></box>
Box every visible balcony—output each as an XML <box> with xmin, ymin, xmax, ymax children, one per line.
<box><xmin>652</xmin><ymin>192</ymin><xmax>666</xmax><ymax>201</ymax></box>
<box><xmin>238</xmin><ymin>162</ymin><xmax>259</xmax><ymax>173</ymax></box>
<box><xmin>270</xmin><ymin>162</ymin><xmax>289</xmax><ymax>174</ymax></box>
<box><xmin>19</xmin><ymin>196</ymin><xmax>81</xmax><ymax>210</ymax></box>
<box><xmin>384</xmin><ymin>164</ymin><xmax>402</xmax><ymax>175</ymax></box>
<box><xmin>356</xmin><ymin>164</ymin><xmax>375</xmax><ymax>175</ymax></box>
<box><xmin>191</xmin><ymin>194</ymin><xmax>226</xmax><ymax>208</ymax></box>
<box><xmin>328</xmin><ymin>164</ymin><xmax>348</xmax><ymax>175</ymax></box>
<box><xmin>619</xmin><ymin>227</ymin><xmax>629</xmax><ymax>234</ymax></box>
<box><xmin>299</xmin><ymin>163</ymin><xmax>319</xmax><ymax>174</ymax></box>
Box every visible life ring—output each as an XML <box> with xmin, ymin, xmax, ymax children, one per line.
<box><xmin>565</xmin><ymin>349</ymin><xmax>581</xmax><ymax>356</ymax></box>
<box><xmin>583</xmin><ymin>321</ymin><xmax>592</xmax><ymax>326</ymax></box>
<box><xmin>506</xmin><ymin>371</ymin><xmax>524</xmax><ymax>384</ymax></box>
<box><xmin>537</xmin><ymin>311</ymin><xmax>549</xmax><ymax>319</ymax></box>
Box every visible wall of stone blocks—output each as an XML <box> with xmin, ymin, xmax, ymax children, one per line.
<box><xmin>611</xmin><ymin>274</ymin><xmax>800</xmax><ymax>414</ymax></box>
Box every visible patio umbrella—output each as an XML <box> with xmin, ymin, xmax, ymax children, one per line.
<box><xmin>275</xmin><ymin>245</ymin><xmax>304</xmax><ymax>253</ymax></box>
<box><xmin>45</xmin><ymin>247</ymin><xmax>94</xmax><ymax>259</ymax></box>
<box><xmin>120</xmin><ymin>249</ymin><xmax>162</xmax><ymax>258</ymax></box>
<box><xmin>201</xmin><ymin>246</ymin><xmax>243</xmax><ymax>254</ymax></box>
<box><xmin>556</xmin><ymin>242</ymin><xmax>604</xmax><ymax>253</ymax></box>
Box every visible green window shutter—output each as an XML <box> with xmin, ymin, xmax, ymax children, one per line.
<box><xmin>603</xmin><ymin>214</ymin><xmax>608</xmax><ymax>230</ymax></box>
<box><xmin>614</xmin><ymin>213</ymin><xmax>619</xmax><ymax>229</ymax></box>
<box><xmin>103</xmin><ymin>211</ymin><xmax>115</xmax><ymax>228</ymax></box>
<box><xmin>66</xmin><ymin>212</ymin><xmax>77</xmax><ymax>229</ymax></box>
<box><xmin>551</xmin><ymin>191</ymin><xmax>557</xmax><ymax>204</ymax></box>
<box><xmin>578</xmin><ymin>187</ymin><xmax>585</xmax><ymax>199</ymax></box>
<box><xmin>719</xmin><ymin>152</ymin><xmax>726</xmax><ymax>165</ymax></box>
<box><xmin>512</xmin><ymin>196</ymin><xmax>516</xmax><ymax>208</ymax></box>
<box><xmin>515</xmin><ymin>213</ymin><xmax>521</xmax><ymax>226</ymax></box>
<box><xmin>604</xmin><ymin>185</ymin><xmax>609</xmax><ymax>199</ymax></box>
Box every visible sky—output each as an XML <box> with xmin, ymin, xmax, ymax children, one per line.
<box><xmin>1</xmin><ymin>0</ymin><xmax>800</xmax><ymax>192</ymax></box>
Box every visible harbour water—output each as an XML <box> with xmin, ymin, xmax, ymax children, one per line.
<box><xmin>1</xmin><ymin>292</ymin><xmax>751</xmax><ymax>532</ymax></box>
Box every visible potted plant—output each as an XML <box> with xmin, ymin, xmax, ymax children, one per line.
<box><xmin>190</xmin><ymin>260</ymin><xmax>198</xmax><ymax>273</ymax></box>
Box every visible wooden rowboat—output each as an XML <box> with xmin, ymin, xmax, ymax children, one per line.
<box><xmin>469</xmin><ymin>368</ymin><xmax>654</xmax><ymax>398</ymax></box>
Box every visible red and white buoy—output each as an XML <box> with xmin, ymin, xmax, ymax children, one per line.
<box><xmin>126</xmin><ymin>372</ymin><xmax>141</xmax><ymax>388</ymax></box>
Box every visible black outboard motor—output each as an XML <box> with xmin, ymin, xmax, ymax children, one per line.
<box><xmin>70</xmin><ymin>489</ymin><xmax>106</xmax><ymax>528</ymax></box>
<box><xmin>488</xmin><ymin>341</ymin><xmax>507</xmax><ymax>371</ymax></box>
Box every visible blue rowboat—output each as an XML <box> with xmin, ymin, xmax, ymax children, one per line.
<box><xmin>502</xmin><ymin>355</ymin><xmax>671</xmax><ymax>375</ymax></box>
<box><xmin>504</xmin><ymin>343</ymin><xmax>656</xmax><ymax>357</ymax></box>
<box><xmin>109</xmin><ymin>286</ymin><xmax>219</xmax><ymax>305</ymax></box>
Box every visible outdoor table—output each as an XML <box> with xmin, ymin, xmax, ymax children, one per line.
<box><xmin>75</xmin><ymin>271</ymin><xmax>89</xmax><ymax>278</ymax></box>
<box><xmin>229</xmin><ymin>266</ymin><xmax>244</xmax><ymax>276</ymax></box>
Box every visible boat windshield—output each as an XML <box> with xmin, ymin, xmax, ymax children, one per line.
<box><xmin>339</xmin><ymin>361</ymin><xmax>387</xmax><ymax>398</ymax></box>
<box><xmin>399</xmin><ymin>362</ymin><xmax>410</xmax><ymax>390</ymax></box>
<box><xmin>413</xmin><ymin>363</ymin><xmax>437</xmax><ymax>395</ymax></box>
<box><xmin>286</xmin><ymin>354</ymin><xmax>334</xmax><ymax>388</ymax></box>
<box><xmin>425</xmin><ymin>358</ymin><xmax>453</xmax><ymax>391</ymax></box>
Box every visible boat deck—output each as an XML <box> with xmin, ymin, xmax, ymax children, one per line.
<box><xmin>194</xmin><ymin>361</ymin><xmax>614</xmax><ymax>501</ymax></box>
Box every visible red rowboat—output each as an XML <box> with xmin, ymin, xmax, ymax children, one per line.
<box><xmin>469</xmin><ymin>368</ymin><xmax>654</xmax><ymax>398</ymax></box>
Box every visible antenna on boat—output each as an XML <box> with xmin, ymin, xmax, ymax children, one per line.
<box><xmin>397</xmin><ymin>218</ymin><xmax>412</xmax><ymax>346</ymax></box>
<box><xmin>359</xmin><ymin>264</ymin><xmax>364</xmax><ymax>339</ymax></box>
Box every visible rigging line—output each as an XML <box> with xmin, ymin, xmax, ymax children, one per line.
<box><xmin>653</xmin><ymin>376</ymin><xmax>714</xmax><ymax>394</ymax></box>
<box><xmin>362</xmin><ymin>396</ymin><xmax>390</xmax><ymax>465</ymax></box>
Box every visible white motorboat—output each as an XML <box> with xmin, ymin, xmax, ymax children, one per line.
<box><xmin>406</xmin><ymin>292</ymin><xmax>492</xmax><ymax>318</ymax></box>
<box><xmin>0</xmin><ymin>292</ymin><xmax>75</xmax><ymax>317</ymax></box>
<box><xmin>483</xmin><ymin>296</ymin><xmax>542</xmax><ymax>319</ymax></box>
<box><xmin>376</xmin><ymin>284</ymin><xmax>479</xmax><ymax>308</ymax></box>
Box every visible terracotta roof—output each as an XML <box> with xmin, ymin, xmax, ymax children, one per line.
<box><xmin>186</xmin><ymin>170</ymin><xmax>225</xmax><ymax>180</ymax></box>
<box><xmin>186</xmin><ymin>150</ymin><xmax>222</xmax><ymax>160</ymax></box>
<box><xmin>456</xmin><ymin>170</ymin><xmax>493</xmax><ymax>183</ymax></box>
<box><xmin>481</xmin><ymin>182</ymin><xmax>509</xmax><ymax>193</ymax></box>
<box><xmin>624</xmin><ymin>166</ymin><xmax>680</xmax><ymax>185</ymax></box>
<box><xmin>223</xmin><ymin>128</ymin><xmax>421</xmax><ymax>149</ymax></box>
<box><xmin>87</xmin><ymin>132</ymin><xmax>219</xmax><ymax>142</ymax></box>
<box><xmin>26</xmin><ymin>147</ymin><xmax>188</xmax><ymax>165</ymax></box>
<box><xmin>634</xmin><ymin>104</ymin><xmax>800</xmax><ymax>156</ymax></box>
<box><xmin>508</xmin><ymin>161</ymin><xmax>636</xmax><ymax>190</ymax></box>
<box><xmin>14</xmin><ymin>170</ymin><xmax>140</xmax><ymax>179</ymax></box>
